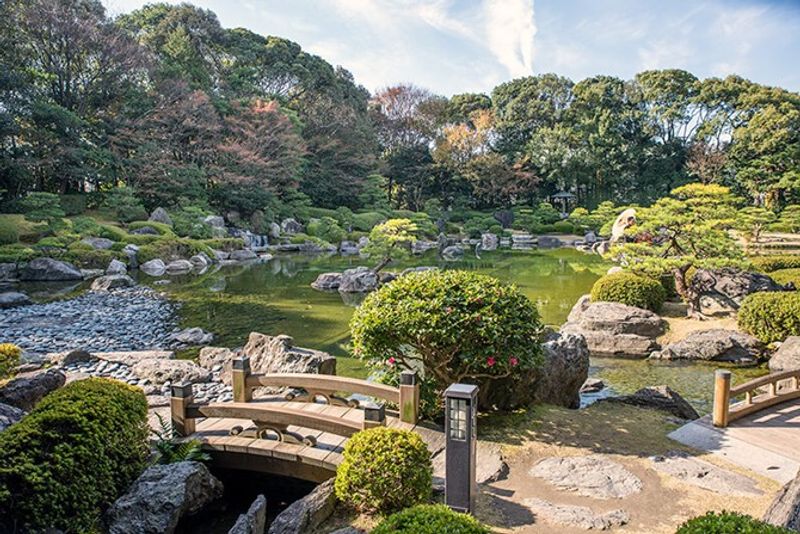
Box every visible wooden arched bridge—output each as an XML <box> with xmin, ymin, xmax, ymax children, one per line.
<box><xmin>169</xmin><ymin>356</ymin><xmax>425</xmax><ymax>482</ymax></box>
<box><xmin>670</xmin><ymin>368</ymin><xmax>800</xmax><ymax>484</ymax></box>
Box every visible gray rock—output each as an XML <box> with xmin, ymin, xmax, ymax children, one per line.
<box><xmin>584</xmin><ymin>231</ymin><xmax>598</xmax><ymax>244</ymax></box>
<box><xmin>441</xmin><ymin>245</ymin><xmax>464</xmax><ymax>261</ymax></box>
<box><xmin>0</xmin><ymin>263</ymin><xmax>18</xmax><ymax>281</ymax></box>
<box><xmin>106</xmin><ymin>461</ymin><xmax>223</xmax><ymax>534</ymax></box>
<box><xmin>693</xmin><ymin>268</ymin><xmax>793</xmax><ymax>315</ymax></box>
<box><xmin>357</xmin><ymin>236</ymin><xmax>369</xmax><ymax>248</ymax></box>
<box><xmin>763</xmin><ymin>470</ymin><xmax>800</xmax><ymax>530</ymax></box>
<box><xmin>0</xmin><ymin>402</ymin><xmax>24</xmax><ymax>431</ymax></box>
<box><xmin>81</xmin><ymin>237</ymin><xmax>114</xmax><ymax>250</ymax></box>
<box><xmin>0</xmin><ymin>369</ymin><xmax>66</xmax><ymax>411</ymax></box>
<box><xmin>650</xmin><ymin>452</ymin><xmax>763</xmax><ymax>496</ymax></box>
<box><xmin>268</xmin><ymin>222</ymin><xmax>281</xmax><ymax>239</ymax></box>
<box><xmin>123</xmin><ymin>244</ymin><xmax>139</xmax><ymax>269</ymax></box>
<box><xmin>81</xmin><ymin>268</ymin><xmax>105</xmax><ymax>279</ymax></box>
<box><xmin>172</xmin><ymin>327</ymin><xmax>214</xmax><ymax>345</ymax></box>
<box><xmin>0</xmin><ymin>291</ymin><xmax>31</xmax><ymax>309</ymax></box>
<box><xmin>198</xmin><ymin>347</ymin><xmax>236</xmax><ymax>369</ymax></box>
<box><xmin>481</xmin><ymin>233</ymin><xmax>498</xmax><ymax>251</ymax></box>
<box><xmin>538</xmin><ymin>236</ymin><xmax>562</xmax><ymax>249</ymax></box>
<box><xmin>230</xmin><ymin>249</ymin><xmax>258</xmax><ymax>262</ymax></box>
<box><xmin>268</xmin><ymin>479</ymin><xmax>335</xmax><ymax>534</ymax></box>
<box><xmin>106</xmin><ymin>259</ymin><xmax>127</xmax><ymax>275</ymax></box>
<box><xmin>770</xmin><ymin>337</ymin><xmax>800</xmax><ymax>372</ymax></box>
<box><xmin>131</xmin><ymin>359</ymin><xmax>211</xmax><ymax>385</ymax></box>
<box><xmin>141</xmin><ymin>259</ymin><xmax>167</xmax><ymax>276</ymax></box>
<box><xmin>339</xmin><ymin>241</ymin><xmax>359</xmax><ymax>255</ymax></box>
<box><xmin>204</xmin><ymin>215</ymin><xmax>225</xmax><ymax>228</ymax></box>
<box><xmin>49</xmin><ymin>349</ymin><xmax>95</xmax><ymax>366</ymax></box>
<box><xmin>581</xmin><ymin>378</ymin><xmax>605</xmax><ymax>394</ymax></box>
<box><xmin>95</xmin><ymin>350</ymin><xmax>175</xmax><ymax>367</ymax></box>
<box><xmin>650</xmin><ymin>329</ymin><xmax>764</xmax><ymax>365</ymax></box>
<box><xmin>338</xmin><ymin>266</ymin><xmax>378</xmax><ymax>293</ymax></box>
<box><xmin>533</xmin><ymin>332</ymin><xmax>590</xmax><ymax>409</ymax></box>
<box><xmin>189</xmin><ymin>253</ymin><xmax>211</xmax><ymax>270</ymax></box>
<box><xmin>530</xmin><ymin>455</ymin><xmax>643</xmax><ymax>499</ymax></box>
<box><xmin>20</xmin><ymin>257</ymin><xmax>83</xmax><ymax>281</ymax></box>
<box><xmin>212</xmin><ymin>250</ymin><xmax>230</xmax><ymax>261</ymax></box>
<box><xmin>601</xmin><ymin>385</ymin><xmax>699</xmax><ymax>420</ymax></box>
<box><xmin>311</xmin><ymin>272</ymin><xmax>342</xmax><ymax>291</ymax></box>
<box><xmin>524</xmin><ymin>498</ymin><xmax>629</xmax><ymax>530</ymax></box>
<box><xmin>233</xmin><ymin>333</ymin><xmax>335</xmax><ymax>387</ymax></box>
<box><xmin>91</xmin><ymin>274</ymin><xmax>136</xmax><ymax>292</ymax></box>
<box><xmin>166</xmin><ymin>260</ymin><xmax>193</xmax><ymax>274</ymax></box>
<box><xmin>228</xmin><ymin>495</ymin><xmax>266</xmax><ymax>534</ymax></box>
<box><xmin>149</xmin><ymin>207</ymin><xmax>173</xmax><ymax>227</ymax></box>
<box><xmin>280</xmin><ymin>218</ymin><xmax>303</xmax><ymax>235</ymax></box>
<box><xmin>130</xmin><ymin>226</ymin><xmax>159</xmax><ymax>235</ymax></box>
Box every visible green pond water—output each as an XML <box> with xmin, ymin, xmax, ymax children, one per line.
<box><xmin>155</xmin><ymin>248</ymin><xmax>766</xmax><ymax>413</ymax></box>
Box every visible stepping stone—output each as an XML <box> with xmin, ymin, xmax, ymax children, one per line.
<box><xmin>650</xmin><ymin>452</ymin><xmax>763</xmax><ymax>496</ymax></box>
<box><xmin>530</xmin><ymin>455</ymin><xmax>643</xmax><ymax>499</ymax></box>
<box><xmin>524</xmin><ymin>498</ymin><xmax>629</xmax><ymax>530</ymax></box>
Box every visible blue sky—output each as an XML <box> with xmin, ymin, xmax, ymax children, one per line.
<box><xmin>105</xmin><ymin>0</ymin><xmax>800</xmax><ymax>96</ymax></box>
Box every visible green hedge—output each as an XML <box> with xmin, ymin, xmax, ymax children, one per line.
<box><xmin>751</xmin><ymin>255</ymin><xmax>800</xmax><ymax>273</ymax></box>
<box><xmin>0</xmin><ymin>218</ymin><xmax>19</xmax><ymax>245</ymax></box>
<box><xmin>0</xmin><ymin>244</ymin><xmax>39</xmax><ymax>263</ymax></box>
<box><xmin>372</xmin><ymin>504</ymin><xmax>491</xmax><ymax>534</ymax></box>
<box><xmin>137</xmin><ymin>237</ymin><xmax>214</xmax><ymax>263</ymax></box>
<box><xmin>0</xmin><ymin>343</ymin><xmax>21</xmax><ymax>379</ymax></box>
<box><xmin>769</xmin><ymin>268</ymin><xmax>800</xmax><ymax>287</ymax></box>
<box><xmin>738</xmin><ymin>291</ymin><xmax>800</xmax><ymax>343</ymax></box>
<box><xmin>334</xmin><ymin>427</ymin><xmax>432</xmax><ymax>514</ymax></box>
<box><xmin>676</xmin><ymin>511</ymin><xmax>791</xmax><ymax>533</ymax></box>
<box><xmin>0</xmin><ymin>378</ymin><xmax>149</xmax><ymax>533</ymax></box>
<box><xmin>590</xmin><ymin>272</ymin><xmax>667</xmax><ymax>312</ymax></box>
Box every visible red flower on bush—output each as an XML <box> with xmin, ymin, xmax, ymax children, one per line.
<box><xmin>387</xmin><ymin>357</ymin><xmax>396</xmax><ymax>365</ymax></box>
<box><xmin>510</xmin><ymin>357</ymin><xmax>519</xmax><ymax>367</ymax></box>
<box><xmin>486</xmin><ymin>356</ymin><xmax>496</xmax><ymax>367</ymax></box>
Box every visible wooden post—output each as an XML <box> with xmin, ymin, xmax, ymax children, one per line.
<box><xmin>713</xmin><ymin>370</ymin><xmax>732</xmax><ymax>428</ymax></box>
<box><xmin>170</xmin><ymin>383</ymin><xmax>196</xmax><ymax>436</ymax></box>
<box><xmin>399</xmin><ymin>370</ymin><xmax>420</xmax><ymax>424</ymax></box>
<box><xmin>363</xmin><ymin>402</ymin><xmax>386</xmax><ymax>430</ymax></box>
<box><xmin>232</xmin><ymin>356</ymin><xmax>252</xmax><ymax>403</ymax></box>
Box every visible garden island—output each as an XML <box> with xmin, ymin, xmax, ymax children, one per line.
<box><xmin>1</xmin><ymin>1</ymin><xmax>800</xmax><ymax>533</ymax></box>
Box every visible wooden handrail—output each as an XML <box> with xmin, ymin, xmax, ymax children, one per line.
<box><xmin>713</xmin><ymin>368</ymin><xmax>800</xmax><ymax>428</ymax></box>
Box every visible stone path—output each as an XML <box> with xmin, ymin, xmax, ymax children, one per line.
<box><xmin>524</xmin><ymin>498</ymin><xmax>629</xmax><ymax>530</ymax></box>
<box><xmin>529</xmin><ymin>455</ymin><xmax>643</xmax><ymax>499</ymax></box>
<box><xmin>649</xmin><ymin>452</ymin><xmax>764</xmax><ymax>497</ymax></box>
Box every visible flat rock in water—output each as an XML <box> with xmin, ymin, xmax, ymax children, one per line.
<box><xmin>530</xmin><ymin>455</ymin><xmax>643</xmax><ymax>499</ymax></box>
<box><xmin>91</xmin><ymin>274</ymin><xmax>135</xmax><ymax>291</ymax></box>
<box><xmin>649</xmin><ymin>329</ymin><xmax>764</xmax><ymax>364</ymax></box>
<box><xmin>20</xmin><ymin>257</ymin><xmax>82</xmax><ymax>281</ymax></box>
<box><xmin>140</xmin><ymin>259</ymin><xmax>167</xmax><ymax>276</ymax></box>
<box><xmin>311</xmin><ymin>272</ymin><xmax>342</xmax><ymax>291</ymax></box>
<box><xmin>0</xmin><ymin>291</ymin><xmax>31</xmax><ymax>309</ymax></box>
<box><xmin>600</xmin><ymin>385</ymin><xmax>699</xmax><ymax>420</ymax></box>
<box><xmin>650</xmin><ymin>452</ymin><xmax>763</xmax><ymax>496</ymax></box>
<box><xmin>524</xmin><ymin>498</ymin><xmax>629</xmax><ymax>530</ymax></box>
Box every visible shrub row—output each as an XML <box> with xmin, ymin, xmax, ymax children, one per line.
<box><xmin>751</xmin><ymin>255</ymin><xmax>800</xmax><ymax>273</ymax></box>
<box><xmin>590</xmin><ymin>272</ymin><xmax>667</xmax><ymax>312</ymax></box>
<box><xmin>0</xmin><ymin>378</ymin><xmax>149</xmax><ymax>532</ymax></box>
<box><xmin>738</xmin><ymin>291</ymin><xmax>800</xmax><ymax>343</ymax></box>
<box><xmin>676</xmin><ymin>511</ymin><xmax>791</xmax><ymax>533</ymax></box>
<box><xmin>769</xmin><ymin>268</ymin><xmax>800</xmax><ymax>287</ymax></box>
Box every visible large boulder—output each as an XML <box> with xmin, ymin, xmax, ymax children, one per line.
<box><xmin>166</xmin><ymin>259</ymin><xmax>193</xmax><ymax>274</ymax></box>
<box><xmin>229</xmin><ymin>495</ymin><xmax>267</xmax><ymax>534</ymax></box>
<box><xmin>130</xmin><ymin>226</ymin><xmax>159</xmax><ymax>235</ymax></box>
<box><xmin>149</xmin><ymin>207</ymin><xmax>173</xmax><ymax>227</ymax></box>
<box><xmin>441</xmin><ymin>245</ymin><xmax>464</xmax><ymax>261</ymax></box>
<box><xmin>106</xmin><ymin>258</ymin><xmax>127</xmax><ymax>275</ymax></box>
<box><xmin>20</xmin><ymin>257</ymin><xmax>82</xmax><ymax>281</ymax></box>
<box><xmin>0</xmin><ymin>263</ymin><xmax>18</xmax><ymax>281</ymax></box>
<box><xmin>338</xmin><ymin>266</ymin><xmax>378</xmax><ymax>293</ymax></box>
<box><xmin>280</xmin><ymin>218</ymin><xmax>303</xmax><ymax>235</ymax></box>
<box><xmin>189</xmin><ymin>253</ymin><xmax>212</xmax><ymax>270</ymax></box>
<box><xmin>0</xmin><ymin>402</ymin><xmax>24</xmax><ymax>432</ymax></box>
<box><xmin>561</xmin><ymin>298</ymin><xmax>666</xmax><ymax>358</ymax></box>
<box><xmin>268</xmin><ymin>479</ymin><xmax>335</xmax><ymax>534</ymax></box>
<box><xmin>0</xmin><ymin>369</ymin><xmax>66</xmax><ymax>411</ymax></box>
<box><xmin>123</xmin><ymin>244</ymin><xmax>140</xmax><ymax>269</ymax></box>
<box><xmin>650</xmin><ymin>329</ymin><xmax>765</xmax><ymax>365</ymax></box>
<box><xmin>198</xmin><ymin>347</ymin><xmax>236</xmax><ymax>369</ymax></box>
<box><xmin>481</xmin><ymin>233</ymin><xmax>498</xmax><ymax>251</ymax></box>
<box><xmin>770</xmin><ymin>337</ymin><xmax>800</xmax><ymax>372</ymax></box>
<box><xmin>0</xmin><ymin>291</ymin><xmax>31</xmax><ymax>309</ymax></box>
<box><xmin>106</xmin><ymin>461</ymin><xmax>223</xmax><ymax>534</ymax></box>
<box><xmin>140</xmin><ymin>259</ymin><xmax>167</xmax><ymax>277</ymax></box>
<box><xmin>311</xmin><ymin>272</ymin><xmax>342</xmax><ymax>291</ymax></box>
<box><xmin>692</xmin><ymin>268</ymin><xmax>792</xmax><ymax>316</ymax></box>
<box><xmin>600</xmin><ymin>385</ymin><xmax>699</xmax><ymax>420</ymax></box>
<box><xmin>204</xmin><ymin>215</ymin><xmax>225</xmax><ymax>228</ymax></box>
<box><xmin>242</xmin><ymin>333</ymin><xmax>336</xmax><ymax>378</ymax></box>
<box><xmin>763</xmin><ymin>470</ymin><xmax>800</xmax><ymax>530</ymax></box>
<box><xmin>81</xmin><ymin>237</ymin><xmax>114</xmax><ymax>250</ymax></box>
<box><xmin>91</xmin><ymin>274</ymin><xmax>136</xmax><ymax>292</ymax></box>
<box><xmin>172</xmin><ymin>327</ymin><xmax>214</xmax><ymax>346</ymax></box>
<box><xmin>230</xmin><ymin>249</ymin><xmax>258</xmax><ymax>262</ymax></box>
<box><xmin>268</xmin><ymin>222</ymin><xmax>281</xmax><ymax>239</ymax></box>
<box><xmin>131</xmin><ymin>359</ymin><xmax>211</xmax><ymax>385</ymax></box>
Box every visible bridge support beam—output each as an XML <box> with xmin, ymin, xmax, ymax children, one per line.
<box><xmin>171</xmin><ymin>383</ymin><xmax>196</xmax><ymax>436</ymax></box>
<box><xmin>399</xmin><ymin>371</ymin><xmax>420</xmax><ymax>424</ymax></box>
<box><xmin>713</xmin><ymin>370</ymin><xmax>732</xmax><ymax>428</ymax></box>
<box><xmin>232</xmin><ymin>356</ymin><xmax>252</xmax><ymax>402</ymax></box>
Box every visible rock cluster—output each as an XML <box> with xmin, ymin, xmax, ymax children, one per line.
<box><xmin>692</xmin><ymin>268</ymin><xmax>792</xmax><ymax>316</ymax></box>
<box><xmin>268</xmin><ymin>479</ymin><xmax>335</xmax><ymax>534</ymax></box>
<box><xmin>650</xmin><ymin>329</ymin><xmax>764</xmax><ymax>365</ymax></box>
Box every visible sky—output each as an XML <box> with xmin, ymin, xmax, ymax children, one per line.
<box><xmin>104</xmin><ymin>0</ymin><xmax>800</xmax><ymax>96</ymax></box>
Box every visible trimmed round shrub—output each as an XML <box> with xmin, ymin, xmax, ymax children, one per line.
<box><xmin>372</xmin><ymin>504</ymin><xmax>491</xmax><ymax>534</ymax></box>
<box><xmin>738</xmin><ymin>291</ymin><xmax>800</xmax><ymax>343</ymax></box>
<box><xmin>350</xmin><ymin>270</ymin><xmax>544</xmax><ymax>414</ymax></box>
<box><xmin>553</xmin><ymin>220</ymin><xmax>574</xmax><ymax>234</ymax></box>
<box><xmin>0</xmin><ymin>343</ymin><xmax>22</xmax><ymax>379</ymax></box>
<box><xmin>0</xmin><ymin>378</ymin><xmax>149</xmax><ymax>532</ymax></box>
<box><xmin>751</xmin><ymin>255</ymin><xmax>800</xmax><ymax>273</ymax></box>
<box><xmin>676</xmin><ymin>511</ymin><xmax>791</xmax><ymax>533</ymax></box>
<box><xmin>127</xmin><ymin>220</ymin><xmax>175</xmax><ymax>236</ymax></box>
<box><xmin>769</xmin><ymin>268</ymin><xmax>800</xmax><ymax>287</ymax></box>
<box><xmin>590</xmin><ymin>272</ymin><xmax>666</xmax><ymax>312</ymax></box>
<box><xmin>0</xmin><ymin>218</ymin><xmax>19</xmax><ymax>245</ymax></box>
<box><xmin>334</xmin><ymin>427</ymin><xmax>432</xmax><ymax>514</ymax></box>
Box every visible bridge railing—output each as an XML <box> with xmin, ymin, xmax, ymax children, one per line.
<box><xmin>230</xmin><ymin>356</ymin><xmax>420</xmax><ymax>424</ymax></box>
<box><xmin>713</xmin><ymin>368</ymin><xmax>800</xmax><ymax>427</ymax></box>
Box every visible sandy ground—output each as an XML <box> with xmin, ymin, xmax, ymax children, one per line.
<box><xmin>657</xmin><ymin>302</ymin><xmax>738</xmax><ymax>346</ymax></box>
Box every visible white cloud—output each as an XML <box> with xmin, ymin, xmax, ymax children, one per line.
<box><xmin>637</xmin><ymin>39</ymin><xmax>694</xmax><ymax>71</ymax></box>
<box><xmin>484</xmin><ymin>0</ymin><xmax>537</xmax><ymax>78</ymax></box>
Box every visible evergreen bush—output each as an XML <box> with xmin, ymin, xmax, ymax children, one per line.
<box><xmin>590</xmin><ymin>272</ymin><xmax>667</xmax><ymax>312</ymax></box>
<box><xmin>372</xmin><ymin>504</ymin><xmax>491</xmax><ymax>534</ymax></box>
<box><xmin>751</xmin><ymin>255</ymin><xmax>800</xmax><ymax>273</ymax></box>
<box><xmin>0</xmin><ymin>343</ymin><xmax>22</xmax><ymax>379</ymax></box>
<box><xmin>675</xmin><ymin>511</ymin><xmax>791</xmax><ymax>533</ymax></box>
<box><xmin>770</xmin><ymin>268</ymin><xmax>800</xmax><ymax>287</ymax></box>
<box><xmin>738</xmin><ymin>292</ymin><xmax>800</xmax><ymax>343</ymax></box>
<box><xmin>0</xmin><ymin>218</ymin><xmax>19</xmax><ymax>245</ymax></box>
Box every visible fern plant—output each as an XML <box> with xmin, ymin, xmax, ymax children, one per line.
<box><xmin>152</xmin><ymin>413</ymin><xmax>210</xmax><ymax>464</ymax></box>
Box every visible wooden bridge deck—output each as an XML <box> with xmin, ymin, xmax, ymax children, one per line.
<box><xmin>670</xmin><ymin>398</ymin><xmax>800</xmax><ymax>484</ymax></box>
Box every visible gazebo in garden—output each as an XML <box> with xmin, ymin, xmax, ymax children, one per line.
<box><xmin>549</xmin><ymin>191</ymin><xmax>577</xmax><ymax>217</ymax></box>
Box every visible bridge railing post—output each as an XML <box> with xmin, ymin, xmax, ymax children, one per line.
<box><xmin>399</xmin><ymin>370</ymin><xmax>420</xmax><ymax>425</ymax></box>
<box><xmin>171</xmin><ymin>382</ymin><xmax>196</xmax><ymax>436</ymax></box>
<box><xmin>232</xmin><ymin>356</ymin><xmax>252</xmax><ymax>403</ymax></box>
<box><xmin>363</xmin><ymin>402</ymin><xmax>386</xmax><ymax>430</ymax></box>
<box><xmin>713</xmin><ymin>370</ymin><xmax>732</xmax><ymax>428</ymax></box>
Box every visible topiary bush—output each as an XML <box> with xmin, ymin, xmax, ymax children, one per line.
<box><xmin>0</xmin><ymin>378</ymin><xmax>149</xmax><ymax>533</ymax></box>
<box><xmin>676</xmin><ymin>511</ymin><xmax>791</xmax><ymax>533</ymax></box>
<box><xmin>350</xmin><ymin>270</ymin><xmax>544</xmax><ymax>414</ymax></box>
<box><xmin>770</xmin><ymin>268</ymin><xmax>800</xmax><ymax>287</ymax></box>
<box><xmin>0</xmin><ymin>218</ymin><xmax>19</xmax><ymax>245</ymax></box>
<box><xmin>372</xmin><ymin>504</ymin><xmax>491</xmax><ymax>534</ymax></box>
<box><xmin>590</xmin><ymin>272</ymin><xmax>667</xmax><ymax>312</ymax></box>
<box><xmin>552</xmin><ymin>220</ymin><xmax>575</xmax><ymax>234</ymax></box>
<box><xmin>738</xmin><ymin>292</ymin><xmax>800</xmax><ymax>343</ymax></box>
<box><xmin>751</xmin><ymin>255</ymin><xmax>800</xmax><ymax>273</ymax></box>
<box><xmin>0</xmin><ymin>343</ymin><xmax>22</xmax><ymax>379</ymax></box>
<box><xmin>334</xmin><ymin>427</ymin><xmax>432</xmax><ymax>514</ymax></box>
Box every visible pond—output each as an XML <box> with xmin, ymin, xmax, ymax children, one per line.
<box><xmin>154</xmin><ymin>248</ymin><xmax>767</xmax><ymax>414</ymax></box>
